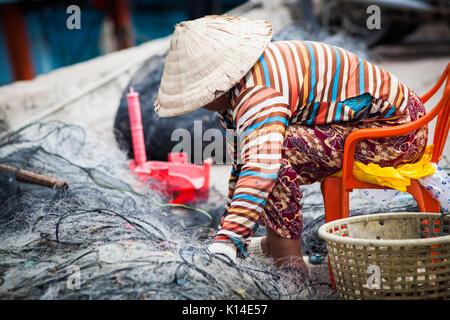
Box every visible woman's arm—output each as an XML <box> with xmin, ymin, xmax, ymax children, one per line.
<box><xmin>213</xmin><ymin>86</ymin><xmax>291</xmax><ymax>255</ymax></box>
<box><xmin>223</xmin><ymin>163</ymin><xmax>240</xmax><ymax>215</ymax></box>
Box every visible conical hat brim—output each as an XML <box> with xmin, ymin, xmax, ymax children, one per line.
<box><xmin>154</xmin><ymin>15</ymin><xmax>272</xmax><ymax>117</ymax></box>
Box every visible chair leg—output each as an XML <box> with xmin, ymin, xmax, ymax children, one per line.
<box><xmin>321</xmin><ymin>178</ymin><xmax>344</xmax><ymax>293</ymax></box>
<box><xmin>327</xmin><ymin>259</ymin><xmax>337</xmax><ymax>293</ymax></box>
<box><xmin>422</xmin><ymin>187</ymin><xmax>441</xmax><ymax>264</ymax></box>
<box><xmin>408</xmin><ymin>180</ymin><xmax>441</xmax><ymax>213</ymax></box>
<box><xmin>422</xmin><ymin>186</ymin><xmax>441</xmax><ymax>213</ymax></box>
<box><xmin>321</xmin><ymin>178</ymin><xmax>343</xmax><ymax>222</ymax></box>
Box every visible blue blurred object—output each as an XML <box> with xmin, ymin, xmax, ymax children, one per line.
<box><xmin>309</xmin><ymin>253</ymin><xmax>323</xmax><ymax>264</ymax></box>
<box><xmin>0</xmin><ymin>25</ymin><xmax>12</xmax><ymax>85</ymax></box>
<box><xmin>309</xmin><ymin>253</ymin><xmax>324</xmax><ymax>265</ymax></box>
<box><xmin>355</xmin><ymin>0</ymin><xmax>434</xmax><ymax>12</ymax></box>
<box><xmin>132</xmin><ymin>10</ymin><xmax>188</xmax><ymax>44</ymax></box>
<box><xmin>0</xmin><ymin>1</ymin><xmax>104</xmax><ymax>85</ymax></box>
<box><xmin>30</xmin><ymin>4</ymin><xmax>103</xmax><ymax>73</ymax></box>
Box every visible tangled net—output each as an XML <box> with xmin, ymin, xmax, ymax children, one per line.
<box><xmin>0</xmin><ymin>122</ymin><xmax>331</xmax><ymax>300</ymax></box>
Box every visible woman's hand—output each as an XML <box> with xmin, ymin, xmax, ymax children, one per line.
<box><xmin>208</xmin><ymin>242</ymin><xmax>237</xmax><ymax>263</ymax></box>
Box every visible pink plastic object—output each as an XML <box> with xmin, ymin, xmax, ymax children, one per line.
<box><xmin>127</xmin><ymin>87</ymin><xmax>147</xmax><ymax>167</ymax></box>
<box><xmin>126</xmin><ymin>87</ymin><xmax>211</xmax><ymax>204</ymax></box>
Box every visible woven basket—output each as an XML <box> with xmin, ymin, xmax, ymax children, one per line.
<box><xmin>318</xmin><ymin>212</ymin><xmax>450</xmax><ymax>300</ymax></box>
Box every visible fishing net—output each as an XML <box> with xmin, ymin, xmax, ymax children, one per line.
<box><xmin>0</xmin><ymin>122</ymin><xmax>332</xmax><ymax>300</ymax></box>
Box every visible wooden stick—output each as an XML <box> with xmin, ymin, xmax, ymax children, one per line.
<box><xmin>0</xmin><ymin>163</ymin><xmax>68</xmax><ymax>189</ymax></box>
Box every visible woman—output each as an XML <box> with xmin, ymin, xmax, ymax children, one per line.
<box><xmin>154</xmin><ymin>15</ymin><xmax>427</xmax><ymax>272</ymax></box>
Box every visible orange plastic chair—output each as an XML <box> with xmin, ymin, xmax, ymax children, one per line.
<box><xmin>320</xmin><ymin>63</ymin><xmax>450</xmax><ymax>289</ymax></box>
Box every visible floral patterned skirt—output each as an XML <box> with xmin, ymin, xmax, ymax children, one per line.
<box><xmin>257</xmin><ymin>92</ymin><xmax>428</xmax><ymax>239</ymax></box>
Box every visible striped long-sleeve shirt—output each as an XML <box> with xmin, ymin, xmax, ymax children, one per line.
<box><xmin>213</xmin><ymin>41</ymin><xmax>410</xmax><ymax>253</ymax></box>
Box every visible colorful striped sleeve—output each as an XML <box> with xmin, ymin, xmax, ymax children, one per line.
<box><xmin>213</xmin><ymin>86</ymin><xmax>291</xmax><ymax>255</ymax></box>
<box><xmin>217</xmin><ymin>111</ymin><xmax>241</xmax><ymax>217</ymax></box>
<box><xmin>222</xmin><ymin>163</ymin><xmax>240</xmax><ymax>217</ymax></box>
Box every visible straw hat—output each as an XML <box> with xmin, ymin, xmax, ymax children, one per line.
<box><xmin>154</xmin><ymin>15</ymin><xmax>273</xmax><ymax>117</ymax></box>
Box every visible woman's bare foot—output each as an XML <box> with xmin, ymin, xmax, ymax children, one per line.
<box><xmin>260</xmin><ymin>228</ymin><xmax>309</xmax><ymax>276</ymax></box>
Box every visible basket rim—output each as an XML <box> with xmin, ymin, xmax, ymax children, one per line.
<box><xmin>318</xmin><ymin>212</ymin><xmax>450</xmax><ymax>247</ymax></box>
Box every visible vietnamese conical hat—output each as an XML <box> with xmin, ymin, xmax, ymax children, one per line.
<box><xmin>154</xmin><ymin>15</ymin><xmax>273</xmax><ymax>117</ymax></box>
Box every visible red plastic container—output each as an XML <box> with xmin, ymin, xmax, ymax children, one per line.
<box><xmin>126</xmin><ymin>87</ymin><xmax>211</xmax><ymax>204</ymax></box>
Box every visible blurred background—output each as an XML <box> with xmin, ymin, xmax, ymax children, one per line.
<box><xmin>1</xmin><ymin>0</ymin><xmax>449</xmax><ymax>85</ymax></box>
<box><xmin>0</xmin><ymin>0</ymin><xmax>247</xmax><ymax>85</ymax></box>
